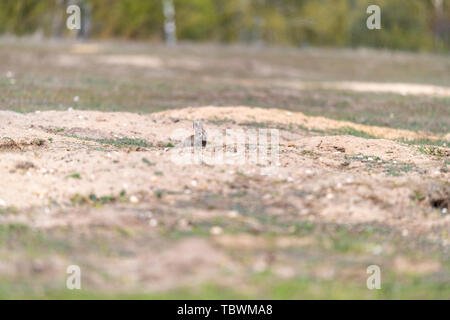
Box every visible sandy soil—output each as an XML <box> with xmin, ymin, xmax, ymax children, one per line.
<box><xmin>1</xmin><ymin>105</ymin><xmax>448</xmax><ymax>226</ymax></box>
<box><xmin>60</xmin><ymin>49</ymin><xmax>450</xmax><ymax>98</ymax></box>
<box><xmin>0</xmin><ymin>106</ymin><xmax>448</xmax><ymax>293</ymax></box>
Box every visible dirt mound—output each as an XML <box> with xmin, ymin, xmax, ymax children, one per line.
<box><xmin>0</xmin><ymin>137</ymin><xmax>46</xmax><ymax>151</ymax></box>
<box><xmin>0</xmin><ymin>106</ymin><xmax>447</xmax><ymax>222</ymax></box>
<box><xmin>155</xmin><ymin>106</ymin><xmax>447</xmax><ymax>141</ymax></box>
<box><xmin>0</xmin><ymin>106</ymin><xmax>448</xmax><ymax>295</ymax></box>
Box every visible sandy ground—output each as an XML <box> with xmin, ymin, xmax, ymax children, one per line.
<box><xmin>1</xmin><ymin>105</ymin><xmax>448</xmax><ymax>231</ymax></box>
<box><xmin>0</xmin><ymin>106</ymin><xmax>449</xmax><ymax>294</ymax></box>
<box><xmin>61</xmin><ymin>49</ymin><xmax>450</xmax><ymax>98</ymax></box>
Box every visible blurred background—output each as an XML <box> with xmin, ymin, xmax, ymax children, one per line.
<box><xmin>0</xmin><ymin>0</ymin><xmax>448</xmax><ymax>52</ymax></box>
<box><xmin>0</xmin><ymin>0</ymin><xmax>449</xmax><ymax>133</ymax></box>
<box><xmin>0</xmin><ymin>1</ymin><xmax>449</xmax><ymax>300</ymax></box>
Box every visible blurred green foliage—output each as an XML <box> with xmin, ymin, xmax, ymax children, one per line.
<box><xmin>0</xmin><ymin>0</ymin><xmax>448</xmax><ymax>51</ymax></box>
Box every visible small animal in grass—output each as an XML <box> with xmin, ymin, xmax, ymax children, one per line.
<box><xmin>184</xmin><ymin>120</ymin><xmax>207</xmax><ymax>147</ymax></box>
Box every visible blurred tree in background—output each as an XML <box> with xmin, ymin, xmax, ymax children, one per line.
<box><xmin>90</xmin><ymin>0</ymin><xmax>163</xmax><ymax>39</ymax></box>
<box><xmin>0</xmin><ymin>0</ymin><xmax>448</xmax><ymax>51</ymax></box>
<box><xmin>0</xmin><ymin>0</ymin><xmax>53</xmax><ymax>36</ymax></box>
<box><xmin>350</xmin><ymin>0</ymin><xmax>436</xmax><ymax>51</ymax></box>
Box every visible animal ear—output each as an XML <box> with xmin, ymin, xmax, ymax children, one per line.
<box><xmin>194</xmin><ymin>121</ymin><xmax>202</xmax><ymax>129</ymax></box>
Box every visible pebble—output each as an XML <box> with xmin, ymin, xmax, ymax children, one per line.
<box><xmin>149</xmin><ymin>219</ymin><xmax>158</xmax><ymax>227</ymax></box>
<box><xmin>300</xmin><ymin>209</ymin><xmax>309</xmax><ymax>216</ymax></box>
<box><xmin>178</xmin><ymin>219</ymin><xmax>190</xmax><ymax>229</ymax></box>
<box><xmin>372</xmin><ymin>245</ymin><xmax>383</xmax><ymax>255</ymax></box>
<box><xmin>227</xmin><ymin>210</ymin><xmax>239</xmax><ymax>218</ymax></box>
<box><xmin>130</xmin><ymin>196</ymin><xmax>139</xmax><ymax>204</ymax></box>
<box><xmin>137</xmin><ymin>212</ymin><xmax>152</xmax><ymax>220</ymax></box>
<box><xmin>210</xmin><ymin>226</ymin><xmax>223</xmax><ymax>235</ymax></box>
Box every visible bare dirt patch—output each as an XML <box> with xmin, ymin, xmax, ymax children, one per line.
<box><xmin>0</xmin><ymin>106</ymin><xmax>448</xmax><ymax>296</ymax></box>
<box><xmin>0</xmin><ymin>106</ymin><xmax>448</xmax><ymax>230</ymax></box>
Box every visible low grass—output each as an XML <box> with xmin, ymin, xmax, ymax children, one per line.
<box><xmin>1</xmin><ymin>41</ymin><xmax>449</xmax><ymax>300</ymax></box>
<box><xmin>0</xmin><ymin>204</ymin><xmax>448</xmax><ymax>299</ymax></box>
<box><xmin>345</xmin><ymin>153</ymin><xmax>420</xmax><ymax>176</ymax></box>
<box><xmin>1</xmin><ymin>271</ymin><xmax>448</xmax><ymax>299</ymax></box>
<box><xmin>243</xmin><ymin>122</ymin><xmax>377</xmax><ymax>139</ymax></box>
<box><xmin>328</xmin><ymin>127</ymin><xmax>377</xmax><ymax>139</ymax></box>
<box><xmin>70</xmin><ymin>191</ymin><xmax>128</xmax><ymax>206</ymax></box>
<box><xmin>93</xmin><ymin>138</ymin><xmax>153</xmax><ymax>148</ymax></box>
<box><xmin>68</xmin><ymin>135</ymin><xmax>154</xmax><ymax>148</ymax></box>
<box><xmin>397</xmin><ymin>138</ymin><xmax>449</xmax><ymax>148</ymax></box>
<box><xmin>68</xmin><ymin>173</ymin><xmax>81</xmax><ymax>179</ymax></box>
<box><xmin>142</xmin><ymin>157</ymin><xmax>156</xmax><ymax>166</ymax></box>
<box><xmin>1</xmin><ymin>43</ymin><xmax>449</xmax><ymax>135</ymax></box>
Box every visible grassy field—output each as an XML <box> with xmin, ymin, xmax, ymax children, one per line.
<box><xmin>0</xmin><ymin>39</ymin><xmax>449</xmax><ymax>299</ymax></box>
<box><xmin>1</xmin><ymin>40</ymin><xmax>449</xmax><ymax>135</ymax></box>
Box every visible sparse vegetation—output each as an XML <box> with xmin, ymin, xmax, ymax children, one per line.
<box><xmin>329</xmin><ymin>127</ymin><xmax>376</xmax><ymax>139</ymax></box>
<box><xmin>397</xmin><ymin>138</ymin><xmax>449</xmax><ymax>148</ymax></box>
<box><xmin>68</xmin><ymin>135</ymin><xmax>154</xmax><ymax>149</ymax></box>
<box><xmin>70</xmin><ymin>191</ymin><xmax>128</xmax><ymax>207</ymax></box>
<box><xmin>142</xmin><ymin>158</ymin><xmax>156</xmax><ymax>166</ymax></box>
<box><xmin>0</xmin><ymin>40</ymin><xmax>448</xmax><ymax>300</ymax></box>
